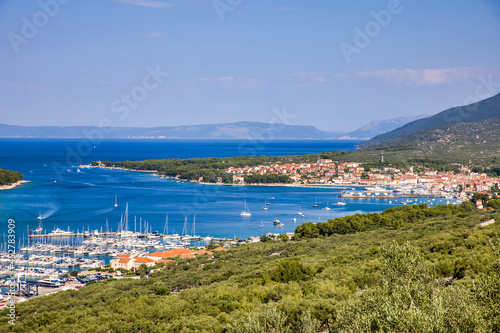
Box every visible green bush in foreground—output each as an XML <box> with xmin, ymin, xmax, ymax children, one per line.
<box><xmin>332</xmin><ymin>241</ymin><xmax>500</xmax><ymax>332</ymax></box>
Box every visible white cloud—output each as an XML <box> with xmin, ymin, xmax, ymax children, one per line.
<box><xmin>193</xmin><ymin>76</ymin><xmax>262</xmax><ymax>89</ymax></box>
<box><xmin>285</xmin><ymin>72</ymin><xmax>327</xmax><ymax>83</ymax></box>
<box><xmin>111</xmin><ymin>0</ymin><xmax>172</xmax><ymax>8</ymax></box>
<box><xmin>0</xmin><ymin>81</ymin><xmax>34</xmax><ymax>89</ymax></box>
<box><xmin>335</xmin><ymin>67</ymin><xmax>499</xmax><ymax>86</ymax></box>
<box><xmin>311</xmin><ymin>77</ymin><xmax>326</xmax><ymax>83</ymax></box>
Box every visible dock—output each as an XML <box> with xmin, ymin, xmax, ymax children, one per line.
<box><xmin>29</xmin><ymin>232</ymin><xmax>120</xmax><ymax>238</ymax></box>
<box><xmin>29</xmin><ymin>232</ymin><xmax>230</xmax><ymax>242</ymax></box>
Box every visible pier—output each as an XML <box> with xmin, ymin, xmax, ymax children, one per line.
<box><xmin>29</xmin><ymin>232</ymin><xmax>120</xmax><ymax>238</ymax></box>
<box><xmin>28</xmin><ymin>232</ymin><xmax>229</xmax><ymax>242</ymax></box>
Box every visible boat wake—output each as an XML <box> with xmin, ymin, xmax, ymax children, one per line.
<box><xmin>39</xmin><ymin>204</ymin><xmax>59</xmax><ymax>219</ymax></box>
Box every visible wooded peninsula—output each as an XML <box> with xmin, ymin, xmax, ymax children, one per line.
<box><xmin>0</xmin><ymin>167</ymin><xmax>24</xmax><ymax>186</ymax></box>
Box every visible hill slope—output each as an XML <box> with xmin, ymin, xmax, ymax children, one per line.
<box><xmin>358</xmin><ymin>92</ymin><xmax>500</xmax><ymax>148</ymax></box>
<box><xmin>0</xmin><ymin>205</ymin><xmax>499</xmax><ymax>332</ymax></box>
<box><xmin>358</xmin><ymin>115</ymin><xmax>500</xmax><ymax>166</ymax></box>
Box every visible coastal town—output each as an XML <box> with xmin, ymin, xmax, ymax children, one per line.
<box><xmin>225</xmin><ymin>159</ymin><xmax>500</xmax><ymax>201</ymax></box>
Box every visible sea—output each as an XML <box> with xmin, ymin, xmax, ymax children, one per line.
<box><xmin>0</xmin><ymin>138</ymin><xmax>446</xmax><ymax>246</ymax></box>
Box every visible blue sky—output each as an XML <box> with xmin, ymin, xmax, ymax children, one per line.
<box><xmin>1</xmin><ymin>0</ymin><xmax>499</xmax><ymax>132</ymax></box>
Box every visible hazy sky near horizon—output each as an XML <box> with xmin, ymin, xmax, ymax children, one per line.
<box><xmin>1</xmin><ymin>0</ymin><xmax>500</xmax><ymax>132</ymax></box>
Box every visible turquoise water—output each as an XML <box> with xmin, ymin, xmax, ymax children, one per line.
<box><xmin>0</xmin><ymin>139</ymin><xmax>445</xmax><ymax>244</ymax></box>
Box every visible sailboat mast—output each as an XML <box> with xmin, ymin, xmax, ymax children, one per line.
<box><xmin>124</xmin><ymin>203</ymin><xmax>129</xmax><ymax>232</ymax></box>
<box><xmin>192</xmin><ymin>215</ymin><xmax>196</xmax><ymax>237</ymax></box>
<box><xmin>182</xmin><ymin>216</ymin><xmax>187</xmax><ymax>236</ymax></box>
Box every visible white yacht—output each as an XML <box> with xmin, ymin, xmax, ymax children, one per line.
<box><xmin>240</xmin><ymin>199</ymin><xmax>251</xmax><ymax>217</ymax></box>
<box><xmin>49</xmin><ymin>228</ymin><xmax>72</xmax><ymax>236</ymax></box>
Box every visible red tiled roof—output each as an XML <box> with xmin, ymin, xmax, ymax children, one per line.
<box><xmin>213</xmin><ymin>247</ymin><xmax>228</xmax><ymax>251</ymax></box>
<box><xmin>146</xmin><ymin>248</ymin><xmax>197</xmax><ymax>259</ymax></box>
<box><xmin>133</xmin><ymin>257</ymin><xmax>155</xmax><ymax>263</ymax></box>
<box><xmin>146</xmin><ymin>251</ymin><xmax>172</xmax><ymax>258</ymax></box>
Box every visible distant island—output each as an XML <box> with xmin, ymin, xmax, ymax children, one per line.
<box><xmin>0</xmin><ymin>121</ymin><xmax>337</xmax><ymax>140</ymax></box>
<box><xmin>0</xmin><ymin>115</ymin><xmax>429</xmax><ymax>141</ymax></box>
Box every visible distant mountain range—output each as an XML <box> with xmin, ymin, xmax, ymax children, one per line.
<box><xmin>338</xmin><ymin>114</ymin><xmax>429</xmax><ymax>140</ymax></box>
<box><xmin>358</xmin><ymin>92</ymin><xmax>500</xmax><ymax>148</ymax></box>
<box><xmin>0</xmin><ymin>116</ymin><xmax>431</xmax><ymax>140</ymax></box>
<box><xmin>0</xmin><ymin>121</ymin><xmax>338</xmax><ymax>140</ymax></box>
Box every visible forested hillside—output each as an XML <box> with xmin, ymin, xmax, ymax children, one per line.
<box><xmin>353</xmin><ymin>115</ymin><xmax>500</xmax><ymax>169</ymax></box>
<box><xmin>358</xmin><ymin>91</ymin><xmax>500</xmax><ymax>148</ymax></box>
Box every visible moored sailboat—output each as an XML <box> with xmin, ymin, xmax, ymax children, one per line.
<box><xmin>240</xmin><ymin>199</ymin><xmax>251</xmax><ymax>217</ymax></box>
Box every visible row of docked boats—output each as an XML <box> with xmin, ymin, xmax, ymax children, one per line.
<box><xmin>340</xmin><ymin>191</ymin><xmax>400</xmax><ymax>199</ymax></box>
<box><xmin>0</xmin><ymin>252</ymin><xmax>104</xmax><ymax>269</ymax></box>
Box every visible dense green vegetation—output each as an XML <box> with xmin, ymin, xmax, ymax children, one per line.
<box><xmin>294</xmin><ymin>202</ymin><xmax>476</xmax><ymax>240</ymax></box>
<box><xmin>92</xmin><ymin>151</ymin><xmax>351</xmax><ymax>183</ymax></box>
<box><xmin>0</xmin><ymin>167</ymin><xmax>24</xmax><ymax>186</ymax></box>
<box><xmin>1</xmin><ymin>205</ymin><xmax>499</xmax><ymax>332</ymax></box>
<box><xmin>244</xmin><ymin>174</ymin><xmax>291</xmax><ymax>184</ymax></box>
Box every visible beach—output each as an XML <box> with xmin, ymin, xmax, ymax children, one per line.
<box><xmin>0</xmin><ymin>180</ymin><xmax>29</xmax><ymax>191</ymax></box>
